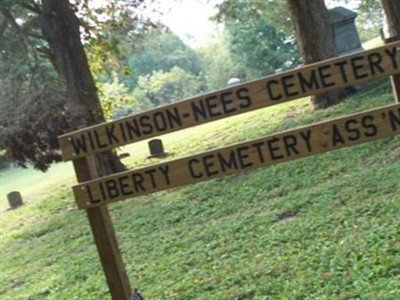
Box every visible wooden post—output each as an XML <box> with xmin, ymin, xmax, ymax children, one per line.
<box><xmin>384</xmin><ymin>36</ymin><xmax>400</xmax><ymax>103</ymax></box>
<box><xmin>73</xmin><ymin>156</ymin><xmax>131</xmax><ymax>300</ymax></box>
<box><xmin>392</xmin><ymin>74</ymin><xmax>400</xmax><ymax>103</ymax></box>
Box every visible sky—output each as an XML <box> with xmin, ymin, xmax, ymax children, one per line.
<box><xmin>89</xmin><ymin>0</ymin><xmax>223</xmax><ymax>48</ymax></box>
<box><xmin>149</xmin><ymin>0</ymin><xmax>361</xmax><ymax>48</ymax></box>
<box><xmin>144</xmin><ymin>0</ymin><xmax>223</xmax><ymax>48</ymax></box>
<box><xmin>91</xmin><ymin>0</ymin><xmax>363</xmax><ymax>49</ymax></box>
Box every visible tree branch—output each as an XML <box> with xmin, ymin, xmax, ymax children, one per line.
<box><xmin>1</xmin><ymin>7</ymin><xmax>46</xmax><ymax>65</ymax></box>
<box><xmin>29</xmin><ymin>32</ymin><xmax>46</xmax><ymax>40</ymax></box>
<box><xmin>36</xmin><ymin>46</ymin><xmax>55</xmax><ymax>61</ymax></box>
<box><xmin>0</xmin><ymin>19</ymin><xmax>7</xmax><ymax>37</ymax></box>
<box><xmin>22</xmin><ymin>15</ymin><xmax>41</xmax><ymax>36</ymax></box>
<box><xmin>19</xmin><ymin>2</ymin><xmax>42</xmax><ymax>14</ymax></box>
<box><xmin>0</xmin><ymin>19</ymin><xmax>7</xmax><ymax>45</ymax></box>
<box><xmin>0</xmin><ymin>7</ymin><xmax>29</xmax><ymax>49</ymax></box>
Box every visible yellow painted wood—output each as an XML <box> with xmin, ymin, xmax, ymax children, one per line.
<box><xmin>59</xmin><ymin>41</ymin><xmax>400</xmax><ymax>161</ymax></box>
<box><xmin>73</xmin><ymin>103</ymin><xmax>400</xmax><ymax>209</ymax></box>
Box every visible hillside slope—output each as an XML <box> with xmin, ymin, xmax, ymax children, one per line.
<box><xmin>1</xmin><ymin>78</ymin><xmax>399</xmax><ymax>299</ymax></box>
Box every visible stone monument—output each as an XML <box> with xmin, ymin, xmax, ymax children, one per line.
<box><xmin>329</xmin><ymin>6</ymin><xmax>363</xmax><ymax>56</ymax></box>
<box><xmin>148</xmin><ymin>139</ymin><xmax>167</xmax><ymax>158</ymax></box>
<box><xmin>7</xmin><ymin>191</ymin><xmax>23</xmax><ymax>209</ymax></box>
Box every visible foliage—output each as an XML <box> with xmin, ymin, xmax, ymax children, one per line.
<box><xmin>0</xmin><ymin>149</ymin><xmax>10</xmax><ymax>169</ymax></box>
<box><xmin>355</xmin><ymin>0</ymin><xmax>384</xmax><ymax>42</ymax></box>
<box><xmin>0</xmin><ymin>0</ymin><xmax>152</xmax><ymax>171</ymax></box>
<box><xmin>213</xmin><ymin>0</ymin><xmax>301</xmax><ymax>80</ymax></box>
<box><xmin>1</xmin><ymin>79</ymin><xmax>399</xmax><ymax>299</ymax></box>
<box><xmin>197</xmin><ymin>32</ymin><xmax>245</xmax><ymax>91</ymax></box>
<box><xmin>88</xmin><ymin>22</ymin><xmax>206</xmax><ymax>113</ymax></box>
<box><xmin>0</xmin><ymin>81</ymin><xmax>71</xmax><ymax>171</ymax></box>
<box><xmin>80</xmin><ymin>0</ymin><xmax>155</xmax><ymax>78</ymax></box>
<box><xmin>227</xmin><ymin>17</ymin><xmax>300</xmax><ymax>79</ymax></box>
<box><xmin>121</xmin><ymin>27</ymin><xmax>204</xmax><ymax>90</ymax></box>
<box><xmin>214</xmin><ymin>0</ymin><xmax>292</xmax><ymax>35</ymax></box>
<box><xmin>97</xmin><ymin>77</ymin><xmax>135</xmax><ymax>119</ymax></box>
<box><xmin>0</xmin><ymin>2</ymin><xmax>72</xmax><ymax>171</ymax></box>
<box><xmin>133</xmin><ymin>66</ymin><xmax>205</xmax><ymax>109</ymax></box>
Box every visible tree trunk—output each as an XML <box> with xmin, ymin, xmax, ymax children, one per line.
<box><xmin>286</xmin><ymin>0</ymin><xmax>346</xmax><ymax>109</ymax></box>
<box><xmin>40</xmin><ymin>0</ymin><xmax>125</xmax><ymax>175</ymax></box>
<box><xmin>381</xmin><ymin>0</ymin><xmax>400</xmax><ymax>38</ymax></box>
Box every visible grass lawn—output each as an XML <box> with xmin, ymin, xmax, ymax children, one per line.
<box><xmin>362</xmin><ymin>36</ymin><xmax>384</xmax><ymax>49</ymax></box>
<box><xmin>0</xmin><ymin>78</ymin><xmax>399</xmax><ymax>299</ymax></box>
<box><xmin>0</xmin><ymin>162</ymin><xmax>75</xmax><ymax>212</ymax></box>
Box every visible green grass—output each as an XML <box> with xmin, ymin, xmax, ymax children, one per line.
<box><xmin>362</xmin><ymin>36</ymin><xmax>384</xmax><ymax>49</ymax></box>
<box><xmin>1</xmin><ymin>78</ymin><xmax>399</xmax><ymax>299</ymax></box>
<box><xmin>0</xmin><ymin>162</ymin><xmax>75</xmax><ymax>211</ymax></box>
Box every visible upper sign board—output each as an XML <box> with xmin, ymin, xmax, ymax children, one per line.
<box><xmin>73</xmin><ymin>104</ymin><xmax>400</xmax><ymax>209</ymax></box>
<box><xmin>59</xmin><ymin>42</ymin><xmax>400</xmax><ymax>161</ymax></box>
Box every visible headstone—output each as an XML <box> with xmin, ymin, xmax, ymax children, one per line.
<box><xmin>227</xmin><ymin>78</ymin><xmax>241</xmax><ymax>86</ymax></box>
<box><xmin>7</xmin><ymin>191</ymin><xmax>23</xmax><ymax>209</ymax></box>
<box><xmin>118</xmin><ymin>152</ymin><xmax>130</xmax><ymax>159</ymax></box>
<box><xmin>329</xmin><ymin>6</ymin><xmax>363</xmax><ymax>56</ymax></box>
<box><xmin>148</xmin><ymin>139</ymin><xmax>167</xmax><ymax>158</ymax></box>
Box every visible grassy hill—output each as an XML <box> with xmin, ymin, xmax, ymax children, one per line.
<box><xmin>1</xmin><ymin>78</ymin><xmax>399</xmax><ymax>299</ymax></box>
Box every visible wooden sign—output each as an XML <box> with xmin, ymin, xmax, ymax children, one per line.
<box><xmin>73</xmin><ymin>103</ymin><xmax>400</xmax><ymax>209</ymax></box>
<box><xmin>59</xmin><ymin>42</ymin><xmax>400</xmax><ymax>161</ymax></box>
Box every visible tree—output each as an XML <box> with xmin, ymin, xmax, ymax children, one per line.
<box><xmin>122</xmin><ymin>27</ymin><xmax>203</xmax><ymax>90</ymax></box>
<box><xmin>381</xmin><ymin>0</ymin><xmax>400</xmax><ymax>38</ymax></box>
<box><xmin>356</xmin><ymin>0</ymin><xmax>384</xmax><ymax>42</ymax></box>
<box><xmin>0</xmin><ymin>0</ymin><xmax>147</xmax><ymax>173</ymax></box>
<box><xmin>98</xmin><ymin>77</ymin><xmax>136</xmax><ymax>119</ymax></box>
<box><xmin>198</xmin><ymin>32</ymin><xmax>244</xmax><ymax>91</ymax></box>
<box><xmin>214</xmin><ymin>0</ymin><xmax>293</xmax><ymax>35</ymax></box>
<box><xmin>133</xmin><ymin>66</ymin><xmax>205</xmax><ymax>109</ymax></box>
<box><xmin>226</xmin><ymin>17</ymin><xmax>300</xmax><ymax>79</ymax></box>
<box><xmin>41</xmin><ymin>0</ymin><xmax>128</xmax><ymax>174</ymax></box>
<box><xmin>213</xmin><ymin>0</ymin><xmax>301</xmax><ymax>80</ymax></box>
<box><xmin>286</xmin><ymin>0</ymin><xmax>347</xmax><ymax>109</ymax></box>
<box><xmin>0</xmin><ymin>1</ymin><xmax>71</xmax><ymax>171</ymax></box>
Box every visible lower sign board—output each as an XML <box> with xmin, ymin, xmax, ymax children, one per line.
<box><xmin>73</xmin><ymin>104</ymin><xmax>400</xmax><ymax>209</ymax></box>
